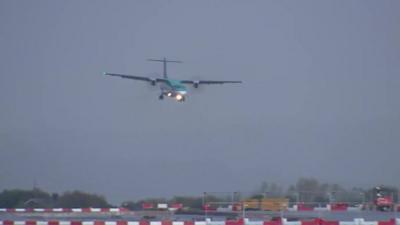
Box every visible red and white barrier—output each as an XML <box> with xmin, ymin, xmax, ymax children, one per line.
<box><xmin>141</xmin><ymin>203</ymin><xmax>183</xmax><ymax>211</ymax></box>
<box><xmin>0</xmin><ymin>204</ymin><xmax>397</xmax><ymax>213</ymax></box>
<box><xmin>0</xmin><ymin>219</ymin><xmax>399</xmax><ymax>225</ymax></box>
<box><xmin>287</xmin><ymin>204</ymin><xmax>363</xmax><ymax>212</ymax></box>
<box><xmin>0</xmin><ymin>208</ymin><xmax>129</xmax><ymax>213</ymax></box>
<box><xmin>0</xmin><ymin>222</ymin><xmax>214</xmax><ymax>225</ymax></box>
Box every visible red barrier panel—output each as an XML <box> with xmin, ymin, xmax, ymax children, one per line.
<box><xmin>227</xmin><ymin>219</ymin><xmax>245</xmax><ymax>225</ymax></box>
<box><xmin>101</xmin><ymin>208</ymin><xmax>110</xmax><ymax>212</ymax></box>
<box><xmin>94</xmin><ymin>221</ymin><xmax>105</xmax><ymax>225</ymax></box>
<box><xmin>6</xmin><ymin>209</ymin><xmax>15</xmax><ymax>213</ymax></box>
<box><xmin>298</xmin><ymin>206</ymin><xmax>314</xmax><ymax>211</ymax></box>
<box><xmin>26</xmin><ymin>221</ymin><xmax>37</xmax><ymax>225</ymax></box>
<box><xmin>378</xmin><ymin>219</ymin><xmax>396</xmax><ymax>225</ymax></box>
<box><xmin>3</xmin><ymin>221</ymin><xmax>14</xmax><ymax>225</ymax></box>
<box><xmin>301</xmin><ymin>220</ymin><xmax>319</xmax><ymax>225</ymax></box>
<box><xmin>142</xmin><ymin>203</ymin><xmax>154</xmax><ymax>209</ymax></box>
<box><xmin>119</xmin><ymin>208</ymin><xmax>129</xmax><ymax>212</ymax></box>
<box><xmin>298</xmin><ymin>204</ymin><xmax>314</xmax><ymax>211</ymax></box>
<box><xmin>331</xmin><ymin>203</ymin><xmax>348</xmax><ymax>211</ymax></box>
<box><xmin>264</xmin><ymin>217</ymin><xmax>282</xmax><ymax>225</ymax></box>
<box><xmin>82</xmin><ymin>208</ymin><xmax>91</xmax><ymax>213</ymax></box>
<box><xmin>184</xmin><ymin>221</ymin><xmax>194</xmax><ymax>225</ymax></box>
<box><xmin>170</xmin><ymin>203</ymin><xmax>183</xmax><ymax>209</ymax></box>
<box><xmin>71</xmin><ymin>221</ymin><xmax>83</xmax><ymax>225</ymax></box>
<box><xmin>264</xmin><ymin>221</ymin><xmax>282</xmax><ymax>225</ymax></box>
<box><xmin>301</xmin><ymin>219</ymin><xmax>338</xmax><ymax>225</ymax></box>
<box><xmin>320</xmin><ymin>220</ymin><xmax>339</xmax><ymax>225</ymax></box>
<box><xmin>117</xmin><ymin>221</ymin><xmax>128</xmax><ymax>225</ymax></box>
<box><xmin>162</xmin><ymin>221</ymin><xmax>172</xmax><ymax>225</ymax></box>
<box><xmin>140</xmin><ymin>220</ymin><xmax>150</xmax><ymax>225</ymax></box>
<box><xmin>26</xmin><ymin>208</ymin><xmax>34</xmax><ymax>213</ymax></box>
<box><xmin>48</xmin><ymin>221</ymin><xmax>60</xmax><ymax>225</ymax></box>
<box><xmin>63</xmin><ymin>208</ymin><xmax>72</xmax><ymax>212</ymax></box>
<box><xmin>45</xmin><ymin>208</ymin><xmax>53</xmax><ymax>212</ymax></box>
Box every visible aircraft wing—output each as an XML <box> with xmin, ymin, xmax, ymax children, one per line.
<box><xmin>104</xmin><ymin>72</ymin><xmax>167</xmax><ymax>83</ymax></box>
<box><xmin>180</xmin><ymin>79</ymin><xmax>242</xmax><ymax>86</ymax></box>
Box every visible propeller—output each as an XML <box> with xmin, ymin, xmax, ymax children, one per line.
<box><xmin>145</xmin><ymin>72</ymin><xmax>161</xmax><ymax>91</ymax></box>
<box><xmin>186</xmin><ymin>75</ymin><xmax>206</xmax><ymax>94</ymax></box>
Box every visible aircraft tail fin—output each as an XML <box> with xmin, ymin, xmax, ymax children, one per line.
<box><xmin>147</xmin><ymin>57</ymin><xmax>182</xmax><ymax>79</ymax></box>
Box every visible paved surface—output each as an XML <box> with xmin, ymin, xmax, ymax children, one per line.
<box><xmin>0</xmin><ymin>211</ymin><xmax>398</xmax><ymax>221</ymax></box>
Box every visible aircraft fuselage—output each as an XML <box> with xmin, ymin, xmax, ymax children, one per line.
<box><xmin>159</xmin><ymin>79</ymin><xmax>188</xmax><ymax>102</ymax></box>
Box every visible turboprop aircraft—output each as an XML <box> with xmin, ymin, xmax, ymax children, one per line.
<box><xmin>104</xmin><ymin>58</ymin><xmax>242</xmax><ymax>102</ymax></box>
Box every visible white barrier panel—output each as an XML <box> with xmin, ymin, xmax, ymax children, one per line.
<box><xmin>53</xmin><ymin>208</ymin><xmax>64</xmax><ymax>212</ymax></box>
<box><xmin>105</xmin><ymin>222</ymin><xmax>117</xmax><ymax>225</ymax></box>
<box><xmin>173</xmin><ymin>222</ymin><xmax>184</xmax><ymax>225</ymax></box>
<box><xmin>15</xmin><ymin>209</ymin><xmax>25</xmax><ymax>212</ymax></box>
<box><xmin>348</xmin><ymin>207</ymin><xmax>361</xmax><ymax>211</ymax></box>
<box><xmin>246</xmin><ymin>221</ymin><xmax>263</xmax><ymax>225</ymax></box>
<box><xmin>127</xmin><ymin>222</ymin><xmax>139</xmax><ymax>225</ymax></box>
<box><xmin>34</xmin><ymin>209</ymin><xmax>45</xmax><ymax>212</ymax></box>
<box><xmin>0</xmin><ymin>209</ymin><xmax>6</xmax><ymax>212</ymax></box>
<box><xmin>109</xmin><ymin>208</ymin><xmax>119</xmax><ymax>212</ymax></box>
<box><xmin>354</xmin><ymin>219</ymin><xmax>378</xmax><ymax>225</ymax></box>
<box><xmin>195</xmin><ymin>222</ymin><xmax>207</xmax><ymax>225</ymax></box>
<box><xmin>72</xmin><ymin>208</ymin><xmax>82</xmax><ymax>212</ymax></box>
<box><xmin>340</xmin><ymin>221</ymin><xmax>356</xmax><ymax>225</ymax></box>
<box><xmin>287</xmin><ymin>205</ymin><xmax>298</xmax><ymax>211</ymax></box>
<box><xmin>396</xmin><ymin>219</ymin><xmax>400</xmax><ymax>225</ymax></box>
<box><xmin>284</xmin><ymin>222</ymin><xmax>302</xmax><ymax>225</ymax></box>
<box><xmin>82</xmin><ymin>222</ymin><xmax>95</xmax><ymax>225</ymax></box>
<box><xmin>314</xmin><ymin>207</ymin><xmax>329</xmax><ymax>211</ymax></box>
<box><xmin>206</xmin><ymin>221</ymin><xmax>224</xmax><ymax>225</ymax></box>
<box><xmin>217</xmin><ymin>207</ymin><xmax>231</xmax><ymax>212</ymax></box>
<box><xmin>91</xmin><ymin>208</ymin><xmax>101</xmax><ymax>212</ymax></box>
<box><xmin>14</xmin><ymin>221</ymin><xmax>26</xmax><ymax>225</ymax></box>
<box><xmin>150</xmin><ymin>222</ymin><xmax>162</xmax><ymax>225</ymax></box>
<box><xmin>282</xmin><ymin>218</ymin><xmax>301</xmax><ymax>225</ymax></box>
<box><xmin>38</xmin><ymin>222</ymin><xmax>49</xmax><ymax>225</ymax></box>
<box><xmin>157</xmin><ymin>204</ymin><xmax>168</xmax><ymax>209</ymax></box>
<box><xmin>360</xmin><ymin>221</ymin><xmax>378</xmax><ymax>225</ymax></box>
<box><xmin>60</xmin><ymin>221</ymin><xmax>72</xmax><ymax>225</ymax></box>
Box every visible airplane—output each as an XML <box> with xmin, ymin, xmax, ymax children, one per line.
<box><xmin>104</xmin><ymin>58</ymin><xmax>242</xmax><ymax>102</ymax></box>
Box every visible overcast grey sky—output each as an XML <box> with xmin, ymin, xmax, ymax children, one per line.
<box><xmin>0</xmin><ymin>0</ymin><xmax>399</xmax><ymax>204</ymax></box>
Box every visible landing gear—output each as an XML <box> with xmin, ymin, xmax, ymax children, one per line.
<box><xmin>159</xmin><ymin>94</ymin><xmax>164</xmax><ymax>100</ymax></box>
<box><xmin>176</xmin><ymin>96</ymin><xmax>185</xmax><ymax>102</ymax></box>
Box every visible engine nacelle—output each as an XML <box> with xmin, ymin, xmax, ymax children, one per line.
<box><xmin>193</xmin><ymin>81</ymin><xmax>200</xmax><ymax>88</ymax></box>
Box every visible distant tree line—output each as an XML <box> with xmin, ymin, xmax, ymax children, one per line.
<box><xmin>254</xmin><ymin>178</ymin><xmax>399</xmax><ymax>205</ymax></box>
<box><xmin>1</xmin><ymin>178</ymin><xmax>398</xmax><ymax>209</ymax></box>
<box><xmin>0</xmin><ymin>188</ymin><xmax>111</xmax><ymax>208</ymax></box>
<box><xmin>121</xmin><ymin>178</ymin><xmax>399</xmax><ymax>210</ymax></box>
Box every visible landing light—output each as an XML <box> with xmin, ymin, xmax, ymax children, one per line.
<box><xmin>176</xmin><ymin>94</ymin><xmax>183</xmax><ymax>101</ymax></box>
<box><xmin>167</xmin><ymin>92</ymin><xmax>172</xmax><ymax>97</ymax></box>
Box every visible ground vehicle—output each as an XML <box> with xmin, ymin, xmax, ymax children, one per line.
<box><xmin>373</xmin><ymin>186</ymin><xmax>395</xmax><ymax>211</ymax></box>
<box><xmin>241</xmin><ymin>198</ymin><xmax>288</xmax><ymax>211</ymax></box>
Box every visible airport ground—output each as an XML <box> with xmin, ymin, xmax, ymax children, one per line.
<box><xmin>0</xmin><ymin>210</ymin><xmax>399</xmax><ymax>222</ymax></box>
